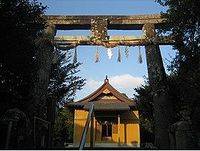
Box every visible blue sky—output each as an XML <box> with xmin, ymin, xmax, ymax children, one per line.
<box><xmin>38</xmin><ymin>0</ymin><xmax>176</xmax><ymax>100</ymax></box>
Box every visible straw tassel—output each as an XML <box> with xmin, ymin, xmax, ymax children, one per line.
<box><xmin>73</xmin><ymin>47</ymin><xmax>77</xmax><ymax>63</ymax></box>
<box><xmin>117</xmin><ymin>47</ymin><xmax>122</xmax><ymax>62</ymax></box>
<box><xmin>138</xmin><ymin>46</ymin><xmax>143</xmax><ymax>64</ymax></box>
<box><xmin>95</xmin><ymin>47</ymin><xmax>100</xmax><ymax>63</ymax></box>
<box><xmin>107</xmin><ymin>48</ymin><xmax>113</xmax><ymax>59</ymax></box>
<box><xmin>125</xmin><ymin>46</ymin><xmax>129</xmax><ymax>58</ymax></box>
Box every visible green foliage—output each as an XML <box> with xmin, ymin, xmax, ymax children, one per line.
<box><xmin>0</xmin><ymin>0</ymin><xmax>46</xmax><ymax>148</ymax></box>
<box><xmin>48</xmin><ymin>49</ymin><xmax>85</xmax><ymax>106</ymax></box>
<box><xmin>0</xmin><ymin>0</ymin><xmax>46</xmax><ymax>114</ymax></box>
<box><xmin>0</xmin><ymin>0</ymin><xmax>85</xmax><ymax>148</ymax></box>
<box><xmin>134</xmin><ymin>76</ymin><xmax>196</xmax><ymax>145</ymax></box>
<box><xmin>156</xmin><ymin>0</ymin><xmax>200</xmax><ymax>147</ymax></box>
<box><xmin>53</xmin><ymin>107</ymin><xmax>73</xmax><ymax>146</ymax></box>
<box><xmin>134</xmin><ymin>84</ymin><xmax>154</xmax><ymax>144</ymax></box>
<box><xmin>156</xmin><ymin>0</ymin><xmax>200</xmax><ymax>124</ymax></box>
<box><xmin>136</xmin><ymin>0</ymin><xmax>200</xmax><ymax>142</ymax></box>
<box><xmin>48</xmin><ymin>48</ymin><xmax>85</xmax><ymax>147</ymax></box>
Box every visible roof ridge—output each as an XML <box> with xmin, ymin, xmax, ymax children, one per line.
<box><xmin>74</xmin><ymin>78</ymin><xmax>134</xmax><ymax>104</ymax></box>
<box><xmin>74</xmin><ymin>81</ymin><xmax>107</xmax><ymax>103</ymax></box>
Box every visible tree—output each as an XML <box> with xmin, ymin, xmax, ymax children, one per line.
<box><xmin>0</xmin><ymin>0</ymin><xmax>46</xmax><ymax>148</ymax></box>
<box><xmin>0</xmin><ymin>0</ymin><xmax>85</xmax><ymax>148</ymax></box>
<box><xmin>134</xmin><ymin>84</ymin><xmax>155</xmax><ymax>146</ymax></box>
<box><xmin>0</xmin><ymin>0</ymin><xmax>46</xmax><ymax>113</ymax></box>
<box><xmin>47</xmin><ymin>48</ymin><xmax>85</xmax><ymax>148</ymax></box>
<box><xmin>156</xmin><ymin>0</ymin><xmax>200</xmax><ymax>148</ymax></box>
<box><xmin>53</xmin><ymin>107</ymin><xmax>73</xmax><ymax>148</ymax></box>
<box><xmin>48</xmin><ymin>49</ymin><xmax>85</xmax><ymax>106</ymax></box>
<box><xmin>134</xmin><ymin>77</ymin><xmax>183</xmax><ymax>148</ymax></box>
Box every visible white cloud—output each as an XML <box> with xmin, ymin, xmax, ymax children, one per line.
<box><xmin>86</xmin><ymin>79</ymin><xmax>102</xmax><ymax>89</ymax></box>
<box><xmin>109</xmin><ymin>74</ymin><xmax>144</xmax><ymax>89</ymax></box>
<box><xmin>82</xmin><ymin>74</ymin><xmax>144</xmax><ymax>99</ymax></box>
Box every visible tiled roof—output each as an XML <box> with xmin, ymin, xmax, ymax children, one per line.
<box><xmin>66</xmin><ymin>78</ymin><xmax>136</xmax><ymax>111</ymax></box>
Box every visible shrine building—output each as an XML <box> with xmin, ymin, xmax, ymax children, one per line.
<box><xmin>67</xmin><ymin>77</ymin><xmax>140</xmax><ymax>148</ymax></box>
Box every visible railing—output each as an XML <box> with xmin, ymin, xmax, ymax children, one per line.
<box><xmin>79</xmin><ymin>103</ymin><xmax>94</xmax><ymax>150</ymax></box>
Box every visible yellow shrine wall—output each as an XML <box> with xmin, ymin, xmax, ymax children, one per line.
<box><xmin>73</xmin><ymin>109</ymin><xmax>90</xmax><ymax>145</ymax></box>
<box><xmin>73</xmin><ymin>109</ymin><xmax>140</xmax><ymax>147</ymax></box>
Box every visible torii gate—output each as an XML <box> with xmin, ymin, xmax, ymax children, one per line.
<box><xmin>42</xmin><ymin>14</ymin><xmax>174</xmax><ymax>149</ymax></box>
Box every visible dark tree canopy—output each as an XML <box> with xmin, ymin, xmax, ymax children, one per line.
<box><xmin>53</xmin><ymin>107</ymin><xmax>73</xmax><ymax>148</ymax></box>
<box><xmin>0</xmin><ymin>0</ymin><xmax>85</xmax><ymax>149</ymax></box>
<box><xmin>0</xmin><ymin>0</ymin><xmax>46</xmax><ymax>114</ymax></box>
<box><xmin>134</xmin><ymin>84</ymin><xmax>154</xmax><ymax>145</ymax></box>
<box><xmin>0</xmin><ymin>0</ymin><xmax>47</xmax><ymax>149</ymax></box>
<box><xmin>135</xmin><ymin>0</ymin><xmax>200</xmax><ymax>148</ymax></box>
<box><xmin>157</xmin><ymin>0</ymin><xmax>200</xmax><ymax>128</ymax></box>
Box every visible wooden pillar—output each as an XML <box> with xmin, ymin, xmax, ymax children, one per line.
<box><xmin>93</xmin><ymin>116</ymin><xmax>96</xmax><ymax>147</ymax></box>
<box><xmin>90</xmin><ymin>112</ymin><xmax>94</xmax><ymax>148</ymax></box>
<box><xmin>118</xmin><ymin>114</ymin><xmax>120</xmax><ymax>145</ymax></box>
<box><xmin>143</xmin><ymin>23</ymin><xmax>173</xmax><ymax>149</ymax></box>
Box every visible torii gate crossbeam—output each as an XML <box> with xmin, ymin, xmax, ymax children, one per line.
<box><xmin>45</xmin><ymin>14</ymin><xmax>173</xmax><ymax>48</ymax></box>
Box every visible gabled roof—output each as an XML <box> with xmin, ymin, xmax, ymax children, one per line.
<box><xmin>67</xmin><ymin>77</ymin><xmax>136</xmax><ymax>111</ymax></box>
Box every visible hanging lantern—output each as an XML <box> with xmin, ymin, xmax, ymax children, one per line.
<box><xmin>125</xmin><ymin>46</ymin><xmax>129</xmax><ymax>58</ymax></box>
<box><xmin>117</xmin><ymin>46</ymin><xmax>122</xmax><ymax>62</ymax></box>
<box><xmin>73</xmin><ymin>47</ymin><xmax>78</xmax><ymax>63</ymax></box>
<box><xmin>138</xmin><ymin>46</ymin><xmax>143</xmax><ymax>64</ymax></box>
<box><xmin>95</xmin><ymin>47</ymin><xmax>100</xmax><ymax>63</ymax></box>
<box><xmin>107</xmin><ymin>48</ymin><xmax>113</xmax><ymax>59</ymax></box>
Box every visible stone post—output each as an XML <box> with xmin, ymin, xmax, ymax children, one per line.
<box><xmin>170</xmin><ymin>121</ymin><xmax>197</xmax><ymax>149</ymax></box>
<box><xmin>44</xmin><ymin>23</ymin><xmax>57</xmax><ymax>149</ymax></box>
<box><xmin>29</xmin><ymin>22</ymin><xmax>56</xmax><ymax>148</ymax></box>
<box><xmin>143</xmin><ymin>23</ymin><xmax>173</xmax><ymax>149</ymax></box>
<box><xmin>91</xmin><ymin>18</ymin><xmax>108</xmax><ymax>41</ymax></box>
<box><xmin>29</xmin><ymin>22</ymin><xmax>56</xmax><ymax>115</ymax></box>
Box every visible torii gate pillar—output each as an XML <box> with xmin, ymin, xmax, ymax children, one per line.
<box><xmin>30</xmin><ymin>23</ymin><xmax>56</xmax><ymax>149</ymax></box>
<box><xmin>143</xmin><ymin>23</ymin><xmax>173</xmax><ymax>149</ymax></box>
